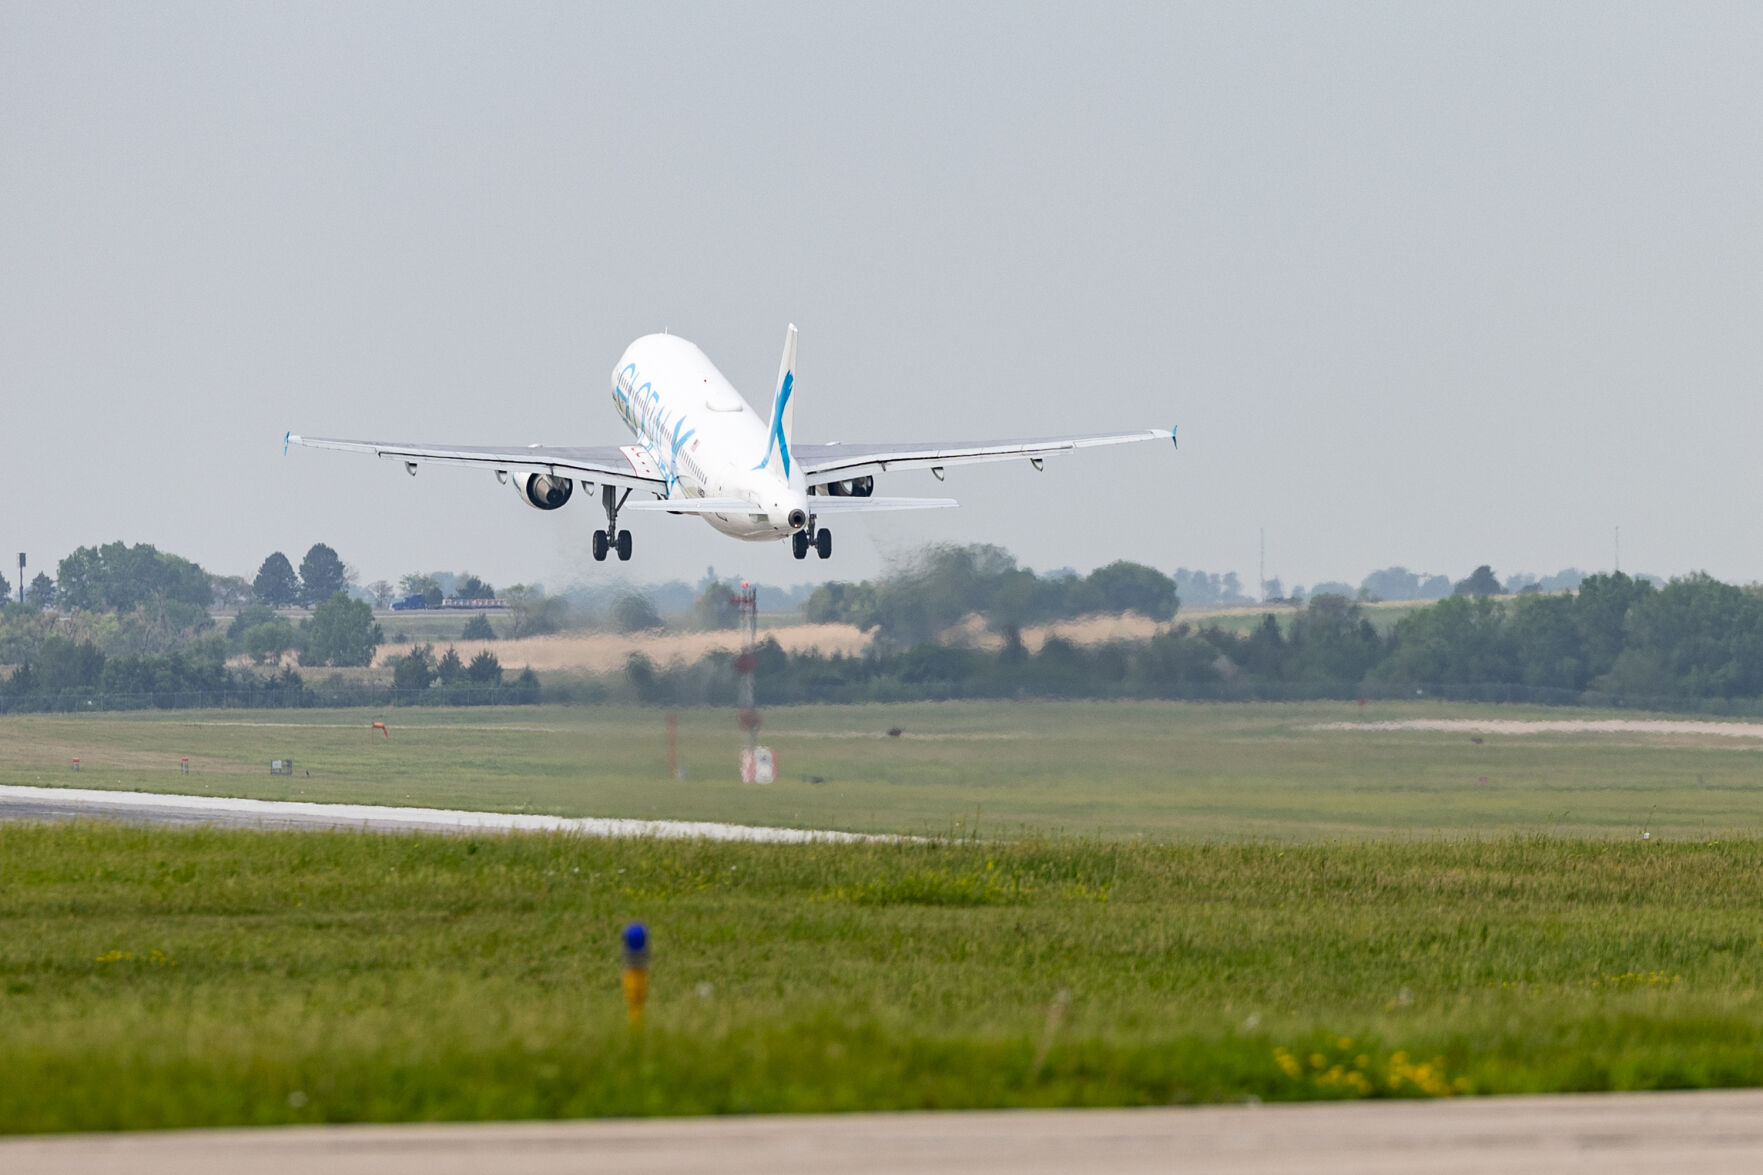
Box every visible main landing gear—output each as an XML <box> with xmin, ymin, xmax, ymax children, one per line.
<box><xmin>593</xmin><ymin>485</ymin><xmax>633</xmax><ymax>562</ymax></box>
<box><xmin>792</xmin><ymin>519</ymin><xmax>833</xmax><ymax>560</ymax></box>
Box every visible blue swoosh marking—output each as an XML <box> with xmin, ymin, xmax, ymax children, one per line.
<box><xmin>753</xmin><ymin>371</ymin><xmax>793</xmax><ymax>477</ymax></box>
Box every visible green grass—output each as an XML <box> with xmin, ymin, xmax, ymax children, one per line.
<box><xmin>5</xmin><ymin>823</ymin><xmax>1763</xmax><ymax>1132</ymax></box>
<box><xmin>3</xmin><ymin>700</ymin><xmax>1762</xmax><ymax>841</ymax></box>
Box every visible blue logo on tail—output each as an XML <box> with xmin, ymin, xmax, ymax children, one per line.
<box><xmin>753</xmin><ymin>371</ymin><xmax>793</xmax><ymax>478</ymax></box>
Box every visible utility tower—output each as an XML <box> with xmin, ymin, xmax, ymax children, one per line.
<box><xmin>730</xmin><ymin>583</ymin><xmax>774</xmax><ymax>782</ymax></box>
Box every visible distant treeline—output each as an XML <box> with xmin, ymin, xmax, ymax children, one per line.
<box><xmin>804</xmin><ymin>546</ymin><xmax>1178</xmax><ymax>647</ymax></box>
<box><xmin>0</xmin><ymin>634</ymin><xmax>540</xmax><ymax>712</ymax></box>
<box><xmin>611</xmin><ymin>569</ymin><xmax>1763</xmax><ymax>711</ymax></box>
<box><xmin>798</xmin><ymin>545</ymin><xmax>1605</xmax><ymax>648</ymax></box>
<box><xmin>6</xmin><ymin>538</ymin><xmax>1747</xmax><ymax>714</ymax></box>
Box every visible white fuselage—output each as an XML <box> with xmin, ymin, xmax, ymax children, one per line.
<box><xmin>610</xmin><ymin>334</ymin><xmax>807</xmax><ymax>541</ymax></box>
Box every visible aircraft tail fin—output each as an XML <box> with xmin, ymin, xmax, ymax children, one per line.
<box><xmin>755</xmin><ymin>324</ymin><xmax>801</xmax><ymax>488</ymax></box>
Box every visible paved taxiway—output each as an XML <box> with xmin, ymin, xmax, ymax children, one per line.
<box><xmin>0</xmin><ymin>784</ymin><xmax>875</xmax><ymax>842</ymax></box>
<box><xmin>7</xmin><ymin>1091</ymin><xmax>1763</xmax><ymax>1173</ymax></box>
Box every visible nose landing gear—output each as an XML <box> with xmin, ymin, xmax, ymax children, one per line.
<box><xmin>593</xmin><ymin>485</ymin><xmax>633</xmax><ymax>562</ymax></box>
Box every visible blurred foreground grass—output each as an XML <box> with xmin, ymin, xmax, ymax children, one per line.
<box><xmin>5</xmin><ymin>822</ymin><xmax>1763</xmax><ymax>1131</ymax></box>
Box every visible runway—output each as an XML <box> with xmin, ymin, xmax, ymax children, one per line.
<box><xmin>0</xmin><ymin>784</ymin><xmax>877</xmax><ymax>843</ymax></box>
<box><xmin>6</xmin><ymin>1091</ymin><xmax>1763</xmax><ymax>1173</ymax></box>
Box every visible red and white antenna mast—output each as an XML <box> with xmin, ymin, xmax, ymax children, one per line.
<box><xmin>731</xmin><ymin>583</ymin><xmax>774</xmax><ymax>782</ymax></box>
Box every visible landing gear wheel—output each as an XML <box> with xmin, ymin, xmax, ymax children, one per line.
<box><xmin>598</xmin><ymin>485</ymin><xmax>631</xmax><ymax>563</ymax></box>
<box><xmin>792</xmin><ymin>531</ymin><xmax>810</xmax><ymax>560</ymax></box>
<box><xmin>815</xmin><ymin>528</ymin><xmax>833</xmax><ymax>559</ymax></box>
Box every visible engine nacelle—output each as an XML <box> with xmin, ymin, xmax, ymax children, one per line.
<box><xmin>810</xmin><ymin>475</ymin><xmax>874</xmax><ymax>498</ymax></box>
<box><xmin>516</xmin><ymin>473</ymin><xmax>574</xmax><ymax>510</ymax></box>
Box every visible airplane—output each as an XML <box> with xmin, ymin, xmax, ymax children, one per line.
<box><xmin>286</xmin><ymin>326</ymin><xmax>1176</xmax><ymax>562</ymax></box>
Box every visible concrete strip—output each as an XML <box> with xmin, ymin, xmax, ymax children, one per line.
<box><xmin>0</xmin><ymin>784</ymin><xmax>878</xmax><ymax>843</ymax></box>
<box><xmin>6</xmin><ymin>1091</ymin><xmax>1763</xmax><ymax>1174</ymax></box>
<box><xmin>1312</xmin><ymin>718</ymin><xmax>1763</xmax><ymax>738</ymax></box>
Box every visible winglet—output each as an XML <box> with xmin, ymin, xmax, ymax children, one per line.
<box><xmin>1171</xmin><ymin>425</ymin><xmax>1178</xmax><ymax>450</ymax></box>
<box><xmin>283</xmin><ymin>431</ymin><xmax>291</xmax><ymax>456</ymax></box>
<box><xmin>754</xmin><ymin>324</ymin><xmax>802</xmax><ymax>489</ymax></box>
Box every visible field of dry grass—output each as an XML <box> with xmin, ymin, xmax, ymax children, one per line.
<box><xmin>366</xmin><ymin>613</ymin><xmax>1181</xmax><ymax>677</ymax></box>
<box><xmin>370</xmin><ymin>622</ymin><xmax>870</xmax><ymax>675</ymax></box>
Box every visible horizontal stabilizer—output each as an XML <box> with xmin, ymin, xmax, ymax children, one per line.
<box><xmin>808</xmin><ymin>497</ymin><xmax>958</xmax><ymax>513</ymax></box>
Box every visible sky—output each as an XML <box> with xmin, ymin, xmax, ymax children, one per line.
<box><xmin>4</xmin><ymin>2</ymin><xmax>1762</xmax><ymax>598</ymax></box>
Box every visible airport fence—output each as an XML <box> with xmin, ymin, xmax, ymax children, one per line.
<box><xmin>5</xmin><ymin>678</ymin><xmax>1763</xmax><ymax>718</ymax></box>
<box><xmin>0</xmin><ymin>683</ymin><xmax>540</xmax><ymax>714</ymax></box>
<box><xmin>749</xmin><ymin>676</ymin><xmax>1763</xmax><ymax>717</ymax></box>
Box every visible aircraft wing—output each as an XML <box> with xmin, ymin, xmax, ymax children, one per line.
<box><xmin>285</xmin><ymin>434</ymin><xmax>668</xmax><ymax>494</ymax></box>
<box><xmin>793</xmin><ymin>428</ymin><xmax>1176</xmax><ymax>482</ymax></box>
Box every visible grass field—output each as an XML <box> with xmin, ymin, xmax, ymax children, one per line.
<box><xmin>5</xmin><ymin>823</ymin><xmax>1763</xmax><ymax>1132</ymax></box>
<box><xmin>3</xmin><ymin>700</ymin><xmax>1762</xmax><ymax>841</ymax></box>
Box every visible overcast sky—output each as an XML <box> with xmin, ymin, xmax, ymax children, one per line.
<box><xmin>4</xmin><ymin>2</ymin><xmax>1761</xmax><ymax>597</ymax></box>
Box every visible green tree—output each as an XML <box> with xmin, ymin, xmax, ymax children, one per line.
<box><xmin>613</xmin><ymin>594</ymin><xmax>663</xmax><ymax>633</ymax></box>
<box><xmin>1381</xmin><ymin>596</ymin><xmax>1515</xmax><ymax>684</ymax></box>
<box><xmin>1603</xmin><ymin>573</ymin><xmax>1763</xmax><ymax>698</ymax></box>
<box><xmin>243</xmin><ymin>621</ymin><xmax>297</xmax><ymax>665</ymax></box>
<box><xmin>1129</xmin><ymin>629</ymin><xmax>1223</xmax><ymax>687</ymax></box>
<box><xmin>461</xmin><ymin>614</ymin><xmax>496</xmax><ymax>641</ymax></box>
<box><xmin>393</xmin><ymin>644</ymin><xmax>435</xmax><ymax>691</ymax></box>
<box><xmin>1359</xmin><ymin>566</ymin><xmax>1452</xmax><ymax>602</ymax></box>
<box><xmin>253</xmin><ymin>552</ymin><xmax>300</xmax><ymax>607</ymax></box>
<box><xmin>1507</xmin><ymin>592</ymin><xmax>1585</xmax><ymax>690</ymax></box>
<box><xmin>300</xmin><ymin>593</ymin><xmax>383</xmax><ymax>668</ymax></box>
<box><xmin>868</xmin><ymin>544</ymin><xmax>1019</xmax><ymax>647</ymax></box>
<box><xmin>1081</xmin><ymin>561</ymin><xmax>1179</xmax><ymax>621</ymax></box>
<box><xmin>35</xmin><ymin>636</ymin><xmax>106</xmax><ymax>690</ymax></box>
<box><xmin>1453</xmin><ymin>565</ymin><xmax>1502</xmax><ymax>598</ymax></box>
<box><xmin>436</xmin><ymin>645</ymin><xmax>465</xmax><ymax>685</ymax></box>
<box><xmin>297</xmin><ymin>544</ymin><xmax>348</xmax><ymax>607</ymax></box>
<box><xmin>1285</xmin><ymin>594</ymin><xmax>1383</xmax><ymax>682</ymax></box>
<box><xmin>1573</xmin><ymin>571</ymin><xmax>1654</xmax><ymax>681</ymax></box>
<box><xmin>26</xmin><ymin>572</ymin><xmax>53</xmax><ymax>609</ymax></box>
<box><xmin>0</xmin><ymin>569</ymin><xmax>9</xmax><ymax>603</ymax></box>
<box><xmin>1234</xmin><ymin>614</ymin><xmax>1289</xmax><ymax>679</ymax></box>
<box><xmin>209</xmin><ymin>574</ymin><xmax>254</xmax><ymax>609</ymax></box>
<box><xmin>803</xmin><ymin>580</ymin><xmax>878</xmax><ymax>626</ymax></box>
<box><xmin>466</xmin><ymin>649</ymin><xmax>503</xmax><ymax>684</ymax></box>
<box><xmin>453</xmin><ymin>573</ymin><xmax>494</xmax><ymax>600</ymax></box>
<box><xmin>228</xmin><ymin>604</ymin><xmax>278</xmax><ymax>649</ymax></box>
<box><xmin>57</xmin><ymin>542</ymin><xmax>212</xmax><ymax>611</ymax></box>
<box><xmin>504</xmin><ymin>585</ymin><xmax>571</xmax><ymax>638</ymax></box>
<box><xmin>400</xmin><ymin>573</ymin><xmax>442</xmax><ymax>608</ymax></box>
<box><xmin>693</xmin><ymin>580</ymin><xmax>741</xmax><ymax>629</ymax></box>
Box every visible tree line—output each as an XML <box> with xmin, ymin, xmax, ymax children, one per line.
<box><xmin>607</xmin><ymin>569</ymin><xmax>1763</xmax><ymax>709</ymax></box>
<box><xmin>803</xmin><ymin>545</ymin><xmax>1179</xmax><ymax>647</ymax></box>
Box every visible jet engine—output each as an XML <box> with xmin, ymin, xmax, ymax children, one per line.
<box><xmin>516</xmin><ymin>473</ymin><xmax>574</xmax><ymax>510</ymax></box>
<box><xmin>811</xmin><ymin>475</ymin><xmax>874</xmax><ymax>498</ymax></box>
